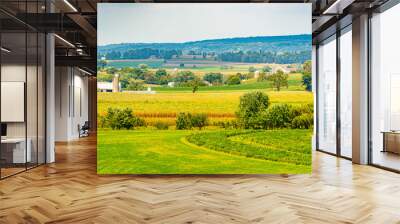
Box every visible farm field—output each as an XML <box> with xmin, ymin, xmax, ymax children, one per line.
<box><xmin>97</xmin><ymin>72</ymin><xmax>313</xmax><ymax>125</ymax></box>
<box><xmin>106</xmin><ymin>59</ymin><xmax>165</xmax><ymax>68</ymax></box>
<box><xmin>106</xmin><ymin>59</ymin><xmax>300</xmax><ymax>77</ymax></box>
<box><xmin>98</xmin><ymin>90</ymin><xmax>313</xmax><ymax>125</ymax></box>
<box><xmin>97</xmin><ymin>129</ymin><xmax>312</xmax><ymax>174</ymax></box>
<box><xmin>152</xmin><ymin>74</ymin><xmax>306</xmax><ymax>92</ymax></box>
<box><xmin>106</xmin><ymin>58</ymin><xmax>287</xmax><ymax>69</ymax></box>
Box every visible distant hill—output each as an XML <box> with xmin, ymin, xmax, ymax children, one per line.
<box><xmin>98</xmin><ymin>34</ymin><xmax>312</xmax><ymax>64</ymax></box>
<box><xmin>99</xmin><ymin>34</ymin><xmax>311</xmax><ymax>54</ymax></box>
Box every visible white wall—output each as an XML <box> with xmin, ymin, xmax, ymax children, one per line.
<box><xmin>55</xmin><ymin>67</ymin><xmax>89</xmax><ymax>141</ymax></box>
<box><xmin>1</xmin><ymin>62</ymin><xmax>46</xmax><ymax>164</ymax></box>
<box><xmin>1</xmin><ymin>64</ymin><xmax>26</xmax><ymax>139</ymax></box>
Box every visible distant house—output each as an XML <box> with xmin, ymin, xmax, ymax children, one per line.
<box><xmin>203</xmin><ymin>80</ymin><xmax>212</xmax><ymax>86</ymax></box>
<box><xmin>97</xmin><ymin>82</ymin><xmax>113</xmax><ymax>92</ymax></box>
<box><xmin>272</xmin><ymin>66</ymin><xmax>289</xmax><ymax>74</ymax></box>
<box><xmin>98</xmin><ymin>74</ymin><xmax>121</xmax><ymax>92</ymax></box>
<box><xmin>167</xmin><ymin>82</ymin><xmax>175</xmax><ymax>87</ymax></box>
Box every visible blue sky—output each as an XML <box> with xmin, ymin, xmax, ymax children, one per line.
<box><xmin>98</xmin><ymin>3</ymin><xmax>311</xmax><ymax>46</ymax></box>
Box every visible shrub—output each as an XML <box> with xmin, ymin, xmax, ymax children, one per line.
<box><xmin>203</xmin><ymin>72</ymin><xmax>223</xmax><ymax>84</ymax></box>
<box><xmin>291</xmin><ymin>113</ymin><xmax>313</xmax><ymax>129</ymax></box>
<box><xmin>98</xmin><ymin>114</ymin><xmax>107</xmax><ymax>128</ymax></box>
<box><xmin>262</xmin><ymin>104</ymin><xmax>292</xmax><ymax>129</ymax></box>
<box><xmin>191</xmin><ymin>114</ymin><xmax>208</xmax><ymax>130</ymax></box>
<box><xmin>225</xmin><ymin>75</ymin><xmax>241</xmax><ymax>85</ymax></box>
<box><xmin>289</xmin><ymin>104</ymin><xmax>313</xmax><ymax>118</ymax></box>
<box><xmin>126</xmin><ymin>79</ymin><xmax>145</xmax><ymax>91</ymax></box>
<box><xmin>175</xmin><ymin>71</ymin><xmax>195</xmax><ymax>83</ymax></box>
<box><xmin>176</xmin><ymin>113</ymin><xmax>208</xmax><ymax>130</ymax></box>
<box><xmin>257</xmin><ymin>71</ymin><xmax>268</xmax><ymax>82</ymax></box>
<box><xmin>105</xmin><ymin>108</ymin><xmax>145</xmax><ymax>130</ymax></box>
<box><xmin>302</xmin><ymin>60</ymin><xmax>312</xmax><ymax>91</ymax></box>
<box><xmin>176</xmin><ymin>113</ymin><xmax>193</xmax><ymax>130</ymax></box>
<box><xmin>302</xmin><ymin>73</ymin><xmax>312</xmax><ymax>91</ymax></box>
<box><xmin>214</xmin><ymin>120</ymin><xmax>241</xmax><ymax>129</ymax></box>
<box><xmin>155</xmin><ymin>121</ymin><xmax>169</xmax><ymax>130</ymax></box>
<box><xmin>236</xmin><ymin>91</ymin><xmax>270</xmax><ymax>129</ymax></box>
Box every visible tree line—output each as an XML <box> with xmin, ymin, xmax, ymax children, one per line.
<box><xmin>102</xmin><ymin>48</ymin><xmax>182</xmax><ymax>60</ymax></box>
<box><xmin>98</xmin><ymin>60</ymin><xmax>312</xmax><ymax>92</ymax></box>
<box><xmin>99</xmin><ymin>48</ymin><xmax>311</xmax><ymax>64</ymax></box>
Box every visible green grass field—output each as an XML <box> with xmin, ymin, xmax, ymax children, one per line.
<box><xmin>106</xmin><ymin>59</ymin><xmax>165</xmax><ymax>68</ymax></box>
<box><xmin>153</xmin><ymin>78</ymin><xmax>305</xmax><ymax>92</ymax></box>
<box><xmin>97</xmin><ymin>129</ymin><xmax>312</xmax><ymax>174</ymax></box>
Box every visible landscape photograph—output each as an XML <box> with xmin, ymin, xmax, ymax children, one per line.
<box><xmin>97</xmin><ymin>3</ymin><xmax>313</xmax><ymax>174</ymax></box>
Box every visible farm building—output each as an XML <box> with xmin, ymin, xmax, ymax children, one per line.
<box><xmin>167</xmin><ymin>82</ymin><xmax>175</xmax><ymax>87</ymax></box>
<box><xmin>97</xmin><ymin>74</ymin><xmax>121</xmax><ymax>92</ymax></box>
<box><xmin>97</xmin><ymin>82</ymin><xmax>113</xmax><ymax>92</ymax></box>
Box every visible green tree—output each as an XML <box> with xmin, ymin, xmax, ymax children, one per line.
<box><xmin>176</xmin><ymin>113</ymin><xmax>193</xmax><ymax>130</ymax></box>
<box><xmin>302</xmin><ymin>60</ymin><xmax>312</xmax><ymax>91</ymax></box>
<box><xmin>261</xmin><ymin>104</ymin><xmax>292</xmax><ymax>129</ymax></box>
<box><xmin>119</xmin><ymin>77</ymin><xmax>129</xmax><ymax>89</ymax></box>
<box><xmin>99</xmin><ymin>59</ymin><xmax>107</xmax><ymax>69</ymax></box>
<box><xmin>261</xmin><ymin>65</ymin><xmax>272</xmax><ymax>73</ymax></box>
<box><xmin>225</xmin><ymin>75</ymin><xmax>241</xmax><ymax>85</ymax></box>
<box><xmin>155</xmin><ymin>69</ymin><xmax>168</xmax><ymax>79</ymax></box>
<box><xmin>302</xmin><ymin>60</ymin><xmax>311</xmax><ymax>74</ymax></box>
<box><xmin>105</xmin><ymin>108</ymin><xmax>145</xmax><ymax>130</ymax></box>
<box><xmin>175</xmin><ymin>71</ymin><xmax>195</xmax><ymax>83</ymax></box>
<box><xmin>203</xmin><ymin>72</ymin><xmax>223</xmax><ymax>84</ymax></box>
<box><xmin>97</xmin><ymin>73</ymin><xmax>113</xmax><ymax>82</ymax></box>
<box><xmin>191</xmin><ymin>114</ymin><xmax>208</xmax><ymax>130</ymax></box>
<box><xmin>189</xmin><ymin>78</ymin><xmax>203</xmax><ymax>93</ymax></box>
<box><xmin>138</xmin><ymin>64</ymin><xmax>148</xmax><ymax>70</ymax></box>
<box><xmin>268</xmin><ymin>70</ymin><xmax>288</xmax><ymax>91</ymax></box>
<box><xmin>257</xmin><ymin>71</ymin><xmax>267</xmax><ymax>82</ymax></box>
<box><xmin>126</xmin><ymin>79</ymin><xmax>145</xmax><ymax>91</ymax></box>
<box><xmin>248</xmin><ymin>66</ymin><xmax>256</xmax><ymax>73</ymax></box>
<box><xmin>143</xmin><ymin>70</ymin><xmax>158</xmax><ymax>84</ymax></box>
<box><xmin>106</xmin><ymin>67</ymin><xmax>118</xmax><ymax>75</ymax></box>
<box><xmin>236</xmin><ymin>91</ymin><xmax>270</xmax><ymax>129</ymax></box>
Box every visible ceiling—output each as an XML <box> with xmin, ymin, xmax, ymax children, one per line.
<box><xmin>0</xmin><ymin>0</ymin><xmax>392</xmax><ymax>74</ymax></box>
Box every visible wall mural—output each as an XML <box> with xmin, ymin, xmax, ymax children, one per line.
<box><xmin>97</xmin><ymin>3</ymin><xmax>313</xmax><ymax>174</ymax></box>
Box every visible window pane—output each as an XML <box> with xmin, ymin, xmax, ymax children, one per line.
<box><xmin>38</xmin><ymin>33</ymin><xmax>46</xmax><ymax>165</ymax></box>
<box><xmin>340</xmin><ymin>28</ymin><xmax>352</xmax><ymax>158</ymax></box>
<box><xmin>371</xmin><ymin>4</ymin><xmax>400</xmax><ymax>171</ymax></box>
<box><xmin>27</xmin><ymin>31</ymin><xmax>39</xmax><ymax>169</ymax></box>
<box><xmin>318</xmin><ymin>36</ymin><xmax>337</xmax><ymax>154</ymax></box>
<box><xmin>1</xmin><ymin>31</ymin><xmax>27</xmax><ymax>177</ymax></box>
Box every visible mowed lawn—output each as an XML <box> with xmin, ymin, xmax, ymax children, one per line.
<box><xmin>97</xmin><ymin>129</ymin><xmax>311</xmax><ymax>174</ymax></box>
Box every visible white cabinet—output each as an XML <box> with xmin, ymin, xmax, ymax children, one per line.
<box><xmin>1</xmin><ymin>138</ymin><xmax>32</xmax><ymax>163</ymax></box>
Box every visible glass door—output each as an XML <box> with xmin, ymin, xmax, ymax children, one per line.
<box><xmin>370</xmin><ymin>4</ymin><xmax>400</xmax><ymax>171</ymax></box>
<box><xmin>339</xmin><ymin>26</ymin><xmax>352</xmax><ymax>158</ymax></box>
<box><xmin>317</xmin><ymin>35</ymin><xmax>337</xmax><ymax>154</ymax></box>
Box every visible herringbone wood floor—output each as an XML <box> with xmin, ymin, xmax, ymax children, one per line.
<box><xmin>1</xmin><ymin>135</ymin><xmax>400</xmax><ymax>224</ymax></box>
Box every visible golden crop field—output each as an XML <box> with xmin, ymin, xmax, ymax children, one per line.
<box><xmin>98</xmin><ymin>90</ymin><xmax>313</xmax><ymax>125</ymax></box>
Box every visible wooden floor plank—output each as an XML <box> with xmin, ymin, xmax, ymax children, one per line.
<box><xmin>0</xmin><ymin>135</ymin><xmax>400</xmax><ymax>223</ymax></box>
